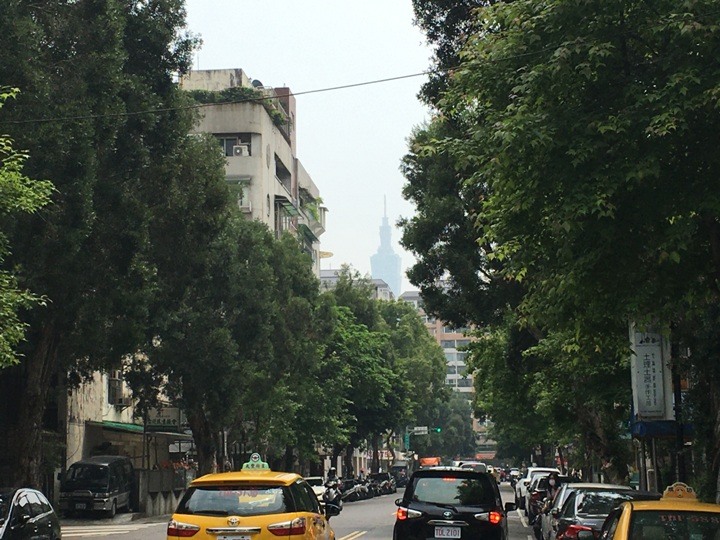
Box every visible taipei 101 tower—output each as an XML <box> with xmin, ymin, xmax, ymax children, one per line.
<box><xmin>370</xmin><ymin>197</ymin><xmax>402</xmax><ymax>297</ymax></box>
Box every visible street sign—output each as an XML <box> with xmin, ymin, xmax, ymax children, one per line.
<box><xmin>412</xmin><ymin>426</ymin><xmax>429</xmax><ymax>435</ymax></box>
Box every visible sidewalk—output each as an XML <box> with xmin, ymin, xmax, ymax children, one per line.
<box><xmin>61</xmin><ymin>512</ymin><xmax>171</xmax><ymax>526</ymax></box>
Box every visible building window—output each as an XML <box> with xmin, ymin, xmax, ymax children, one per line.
<box><xmin>457</xmin><ymin>378</ymin><xmax>473</xmax><ymax>387</ymax></box>
<box><xmin>218</xmin><ymin>133</ymin><xmax>252</xmax><ymax>157</ymax></box>
<box><xmin>440</xmin><ymin>340</ymin><xmax>455</xmax><ymax>349</ymax></box>
<box><xmin>456</xmin><ymin>339</ymin><xmax>471</xmax><ymax>348</ymax></box>
<box><xmin>107</xmin><ymin>369</ymin><xmax>123</xmax><ymax>405</ymax></box>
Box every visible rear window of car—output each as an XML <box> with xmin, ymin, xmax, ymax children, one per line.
<box><xmin>176</xmin><ymin>485</ymin><xmax>289</xmax><ymax>517</ymax></box>
<box><xmin>576</xmin><ymin>491</ymin><xmax>635</xmax><ymax>516</ymax></box>
<box><xmin>410</xmin><ymin>475</ymin><xmax>495</xmax><ymax>506</ymax></box>
<box><xmin>629</xmin><ymin>510</ymin><xmax>720</xmax><ymax>539</ymax></box>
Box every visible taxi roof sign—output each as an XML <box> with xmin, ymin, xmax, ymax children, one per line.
<box><xmin>242</xmin><ymin>452</ymin><xmax>270</xmax><ymax>471</ymax></box>
<box><xmin>662</xmin><ymin>482</ymin><xmax>697</xmax><ymax>500</ymax></box>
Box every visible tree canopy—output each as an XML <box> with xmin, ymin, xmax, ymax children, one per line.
<box><xmin>404</xmin><ymin>0</ymin><xmax>720</xmax><ymax>487</ymax></box>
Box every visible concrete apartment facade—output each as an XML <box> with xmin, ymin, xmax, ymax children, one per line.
<box><xmin>179</xmin><ymin>68</ymin><xmax>327</xmax><ymax>276</ymax></box>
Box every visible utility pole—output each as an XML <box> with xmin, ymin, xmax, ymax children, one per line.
<box><xmin>671</xmin><ymin>338</ymin><xmax>686</xmax><ymax>482</ymax></box>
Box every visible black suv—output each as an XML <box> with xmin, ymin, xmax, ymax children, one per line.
<box><xmin>394</xmin><ymin>467</ymin><xmax>514</xmax><ymax>540</ymax></box>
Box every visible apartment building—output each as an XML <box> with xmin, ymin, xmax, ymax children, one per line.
<box><xmin>399</xmin><ymin>291</ymin><xmax>474</xmax><ymax>394</ymax></box>
<box><xmin>180</xmin><ymin>68</ymin><xmax>327</xmax><ymax>276</ymax></box>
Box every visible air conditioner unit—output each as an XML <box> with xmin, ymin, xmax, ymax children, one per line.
<box><xmin>115</xmin><ymin>396</ymin><xmax>131</xmax><ymax>406</ymax></box>
<box><xmin>238</xmin><ymin>200</ymin><xmax>252</xmax><ymax>213</ymax></box>
<box><xmin>233</xmin><ymin>144</ymin><xmax>250</xmax><ymax>157</ymax></box>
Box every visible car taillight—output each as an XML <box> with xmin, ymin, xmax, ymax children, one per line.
<box><xmin>560</xmin><ymin>524</ymin><xmax>595</xmax><ymax>539</ymax></box>
<box><xmin>268</xmin><ymin>517</ymin><xmax>306</xmax><ymax>536</ymax></box>
<box><xmin>167</xmin><ymin>519</ymin><xmax>200</xmax><ymax>537</ymax></box>
<box><xmin>489</xmin><ymin>511</ymin><xmax>503</xmax><ymax>524</ymax></box>
<box><xmin>396</xmin><ymin>507</ymin><xmax>423</xmax><ymax>520</ymax></box>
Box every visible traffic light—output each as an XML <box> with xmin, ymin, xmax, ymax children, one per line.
<box><xmin>433</xmin><ymin>427</ymin><xmax>442</xmax><ymax>433</ymax></box>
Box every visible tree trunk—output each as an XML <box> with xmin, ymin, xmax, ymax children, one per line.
<box><xmin>371</xmin><ymin>434</ymin><xmax>380</xmax><ymax>473</ymax></box>
<box><xmin>581</xmin><ymin>408</ymin><xmax>629</xmax><ymax>484</ymax></box>
<box><xmin>385</xmin><ymin>432</ymin><xmax>396</xmax><ymax>464</ymax></box>
<box><xmin>343</xmin><ymin>444</ymin><xmax>354</xmax><ymax>477</ymax></box>
<box><xmin>187</xmin><ymin>409</ymin><xmax>217</xmax><ymax>475</ymax></box>
<box><xmin>6</xmin><ymin>322</ymin><xmax>58</xmax><ymax>487</ymax></box>
<box><xmin>282</xmin><ymin>445</ymin><xmax>295</xmax><ymax>472</ymax></box>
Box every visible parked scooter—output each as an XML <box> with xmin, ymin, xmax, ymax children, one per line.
<box><xmin>340</xmin><ymin>478</ymin><xmax>362</xmax><ymax>502</ymax></box>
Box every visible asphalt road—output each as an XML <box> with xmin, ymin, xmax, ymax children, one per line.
<box><xmin>324</xmin><ymin>483</ymin><xmax>534</xmax><ymax>540</ymax></box>
<box><xmin>59</xmin><ymin>483</ymin><xmax>533</xmax><ymax>539</ymax></box>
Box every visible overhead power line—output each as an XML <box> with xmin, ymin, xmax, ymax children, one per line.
<box><xmin>0</xmin><ymin>44</ymin><xmax>560</xmax><ymax>127</ymax></box>
<box><xmin>0</xmin><ymin>71</ymin><xmax>433</xmax><ymax>127</ymax></box>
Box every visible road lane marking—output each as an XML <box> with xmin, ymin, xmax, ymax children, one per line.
<box><xmin>517</xmin><ymin>508</ymin><xmax>529</xmax><ymax>528</ymax></box>
<box><xmin>339</xmin><ymin>531</ymin><xmax>367</xmax><ymax>540</ymax></box>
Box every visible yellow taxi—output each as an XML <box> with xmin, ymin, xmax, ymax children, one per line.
<box><xmin>589</xmin><ymin>482</ymin><xmax>720</xmax><ymax>540</ymax></box>
<box><xmin>167</xmin><ymin>454</ymin><xmax>339</xmax><ymax>540</ymax></box>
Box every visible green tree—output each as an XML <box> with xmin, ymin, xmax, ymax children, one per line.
<box><xmin>411</xmin><ymin>393</ymin><xmax>476</xmax><ymax>459</ymax></box>
<box><xmin>0</xmin><ymin>89</ymin><xmax>53</xmax><ymax>369</ymax></box>
<box><xmin>0</xmin><ymin>0</ymin><xmax>199</xmax><ymax>486</ymax></box>
<box><xmin>375</xmin><ymin>300</ymin><xmax>448</xmax><ymax>460</ymax></box>
<box><xmin>430</xmin><ymin>0</ymin><xmax>720</xmax><ymax>486</ymax></box>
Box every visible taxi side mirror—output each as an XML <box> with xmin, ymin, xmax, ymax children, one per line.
<box><xmin>504</xmin><ymin>502</ymin><xmax>516</xmax><ymax>512</ymax></box>
<box><xmin>395</xmin><ymin>498</ymin><xmax>403</xmax><ymax>506</ymax></box>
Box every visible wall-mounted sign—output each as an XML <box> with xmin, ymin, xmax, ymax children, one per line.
<box><xmin>146</xmin><ymin>407</ymin><xmax>186</xmax><ymax>432</ymax></box>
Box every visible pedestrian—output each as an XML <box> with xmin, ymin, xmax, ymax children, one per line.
<box><xmin>546</xmin><ymin>471</ymin><xmax>562</xmax><ymax>503</ymax></box>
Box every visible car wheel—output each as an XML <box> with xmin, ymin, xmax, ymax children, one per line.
<box><xmin>106</xmin><ymin>500</ymin><xmax>117</xmax><ymax>519</ymax></box>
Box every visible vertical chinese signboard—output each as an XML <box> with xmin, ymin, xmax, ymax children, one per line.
<box><xmin>630</xmin><ymin>324</ymin><xmax>673</xmax><ymax>420</ymax></box>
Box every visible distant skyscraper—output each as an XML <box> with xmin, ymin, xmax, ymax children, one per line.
<box><xmin>370</xmin><ymin>198</ymin><xmax>402</xmax><ymax>297</ymax></box>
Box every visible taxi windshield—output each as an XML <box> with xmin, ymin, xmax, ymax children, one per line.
<box><xmin>176</xmin><ymin>485</ymin><xmax>288</xmax><ymax>517</ymax></box>
<box><xmin>629</xmin><ymin>510</ymin><xmax>720</xmax><ymax>540</ymax></box>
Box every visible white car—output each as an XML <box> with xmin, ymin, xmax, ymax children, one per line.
<box><xmin>514</xmin><ymin>466</ymin><xmax>559</xmax><ymax>510</ymax></box>
<box><xmin>304</xmin><ymin>476</ymin><xmax>326</xmax><ymax>499</ymax></box>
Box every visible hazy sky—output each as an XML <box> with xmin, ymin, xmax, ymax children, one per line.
<box><xmin>183</xmin><ymin>1</ymin><xmax>433</xmax><ymax>294</ymax></box>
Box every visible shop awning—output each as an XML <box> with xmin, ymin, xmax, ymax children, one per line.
<box><xmin>87</xmin><ymin>421</ymin><xmax>193</xmax><ymax>440</ymax></box>
<box><xmin>87</xmin><ymin>420</ymin><xmax>144</xmax><ymax>434</ymax></box>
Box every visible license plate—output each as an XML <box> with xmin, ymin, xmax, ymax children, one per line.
<box><xmin>435</xmin><ymin>526</ymin><xmax>461</xmax><ymax>538</ymax></box>
<box><xmin>218</xmin><ymin>536</ymin><xmax>250</xmax><ymax>540</ymax></box>
<box><xmin>74</xmin><ymin>503</ymin><xmax>86</xmax><ymax>510</ymax></box>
